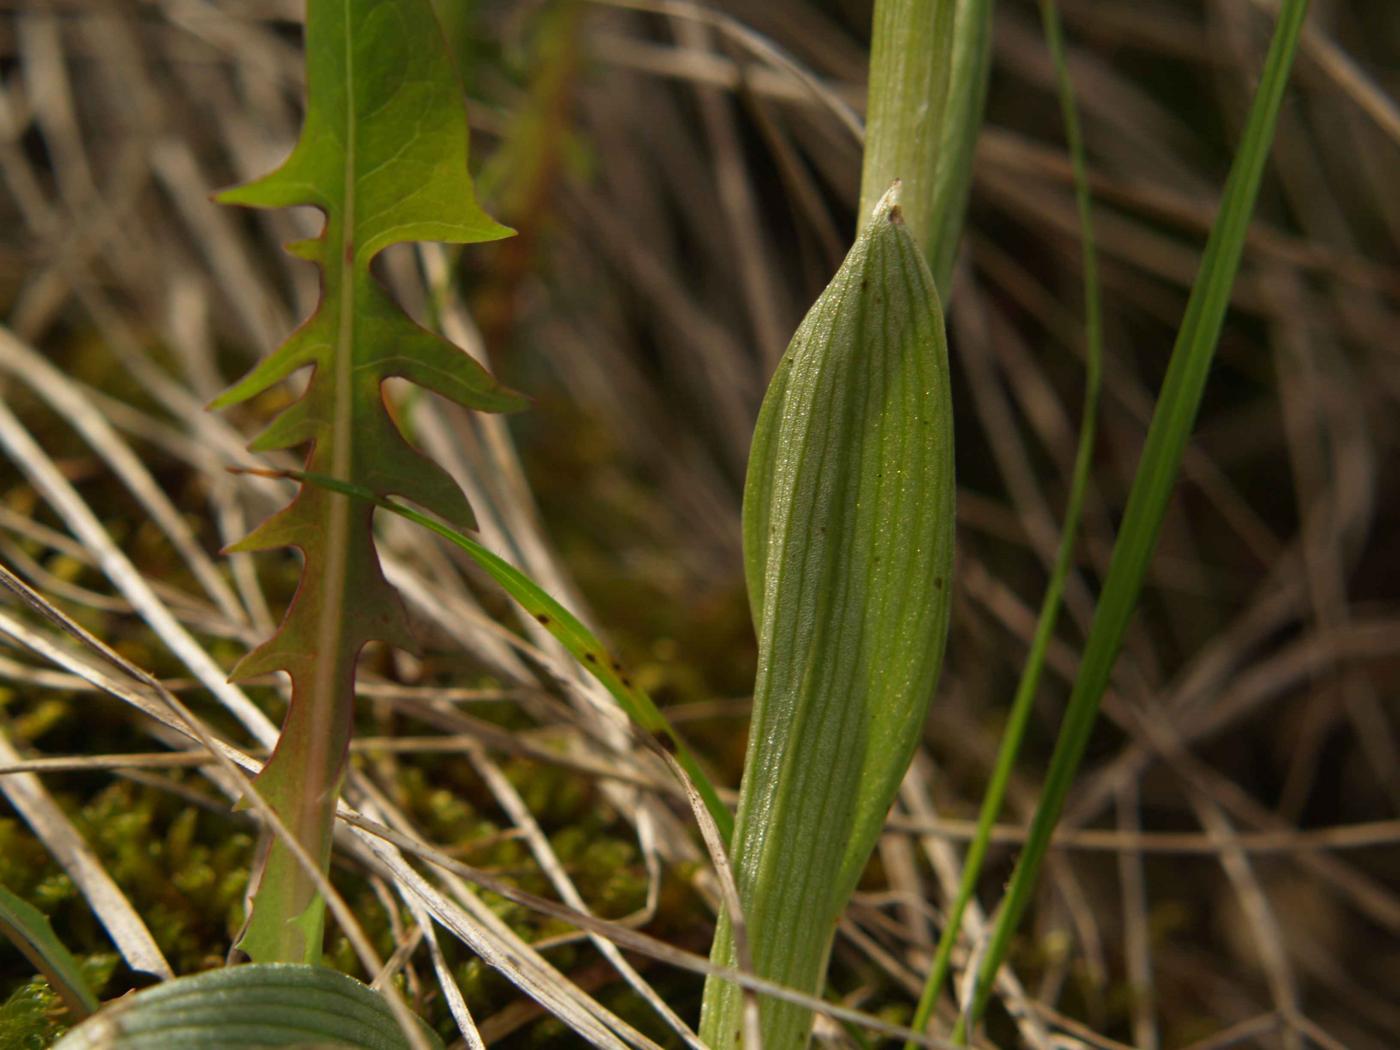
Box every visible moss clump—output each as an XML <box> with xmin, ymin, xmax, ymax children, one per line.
<box><xmin>0</xmin><ymin>956</ymin><xmax>117</xmax><ymax>1050</ymax></box>
<box><xmin>0</xmin><ymin>977</ymin><xmax>67</xmax><ymax>1050</ymax></box>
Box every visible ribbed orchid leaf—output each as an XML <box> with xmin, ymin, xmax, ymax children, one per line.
<box><xmin>212</xmin><ymin>0</ymin><xmax>523</xmax><ymax>965</ymax></box>
<box><xmin>53</xmin><ymin>964</ymin><xmax>442</xmax><ymax>1049</ymax></box>
<box><xmin>701</xmin><ymin>188</ymin><xmax>956</xmax><ymax>1050</ymax></box>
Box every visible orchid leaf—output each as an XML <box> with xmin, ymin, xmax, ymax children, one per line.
<box><xmin>213</xmin><ymin>0</ymin><xmax>523</xmax><ymax>965</ymax></box>
<box><xmin>53</xmin><ymin>964</ymin><xmax>442</xmax><ymax>1049</ymax></box>
<box><xmin>702</xmin><ymin>188</ymin><xmax>956</xmax><ymax>1050</ymax></box>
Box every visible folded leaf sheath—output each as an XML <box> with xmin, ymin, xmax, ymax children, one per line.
<box><xmin>701</xmin><ymin>192</ymin><xmax>956</xmax><ymax>1050</ymax></box>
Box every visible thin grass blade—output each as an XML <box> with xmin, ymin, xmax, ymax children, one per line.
<box><xmin>0</xmin><ymin>883</ymin><xmax>100</xmax><ymax>1020</ymax></box>
<box><xmin>960</xmin><ymin>0</ymin><xmax>1311</xmax><ymax>1034</ymax></box>
<box><xmin>905</xmin><ymin>0</ymin><xmax>1103</xmax><ymax>1040</ymax></box>
<box><xmin>252</xmin><ymin>467</ymin><xmax>732</xmax><ymax>843</ymax></box>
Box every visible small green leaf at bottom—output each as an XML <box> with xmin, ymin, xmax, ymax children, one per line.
<box><xmin>53</xmin><ymin>964</ymin><xmax>442</xmax><ymax>1050</ymax></box>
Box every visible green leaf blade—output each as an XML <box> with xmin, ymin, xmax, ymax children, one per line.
<box><xmin>961</xmin><ymin>0</ymin><xmax>1311</xmax><ymax>1035</ymax></box>
<box><xmin>0</xmin><ymin>883</ymin><xmax>99</xmax><ymax>1021</ymax></box>
<box><xmin>905</xmin><ymin>0</ymin><xmax>1104</xmax><ymax>1039</ymax></box>
<box><xmin>213</xmin><ymin>0</ymin><xmax>522</xmax><ymax>964</ymax></box>
<box><xmin>702</xmin><ymin>192</ymin><xmax>956</xmax><ymax>1050</ymax></box>
<box><xmin>53</xmin><ymin>964</ymin><xmax>442</xmax><ymax>1050</ymax></box>
<box><xmin>216</xmin><ymin>1</ymin><xmax>510</xmax><ymax>253</ymax></box>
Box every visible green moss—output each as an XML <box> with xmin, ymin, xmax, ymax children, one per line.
<box><xmin>0</xmin><ymin>977</ymin><xmax>66</xmax><ymax>1050</ymax></box>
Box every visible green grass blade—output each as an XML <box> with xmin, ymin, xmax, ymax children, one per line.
<box><xmin>958</xmin><ymin>0</ymin><xmax>1311</xmax><ymax>1035</ymax></box>
<box><xmin>261</xmin><ymin>468</ymin><xmax>732</xmax><ymax>843</ymax></box>
<box><xmin>905</xmin><ymin>0</ymin><xmax>1102</xmax><ymax>1040</ymax></box>
<box><xmin>0</xmin><ymin>883</ymin><xmax>99</xmax><ymax>1020</ymax></box>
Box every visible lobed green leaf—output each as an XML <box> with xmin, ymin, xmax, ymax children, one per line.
<box><xmin>268</xmin><ymin>466</ymin><xmax>733</xmax><ymax>843</ymax></box>
<box><xmin>213</xmin><ymin>0</ymin><xmax>522</xmax><ymax>964</ymax></box>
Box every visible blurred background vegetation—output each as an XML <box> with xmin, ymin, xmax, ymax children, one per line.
<box><xmin>0</xmin><ymin>0</ymin><xmax>1397</xmax><ymax>1046</ymax></box>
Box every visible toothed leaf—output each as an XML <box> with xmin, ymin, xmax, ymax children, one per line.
<box><xmin>213</xmin><ymin>0</ymin><xmax>523</xmax><ymax>965</ymax></box>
